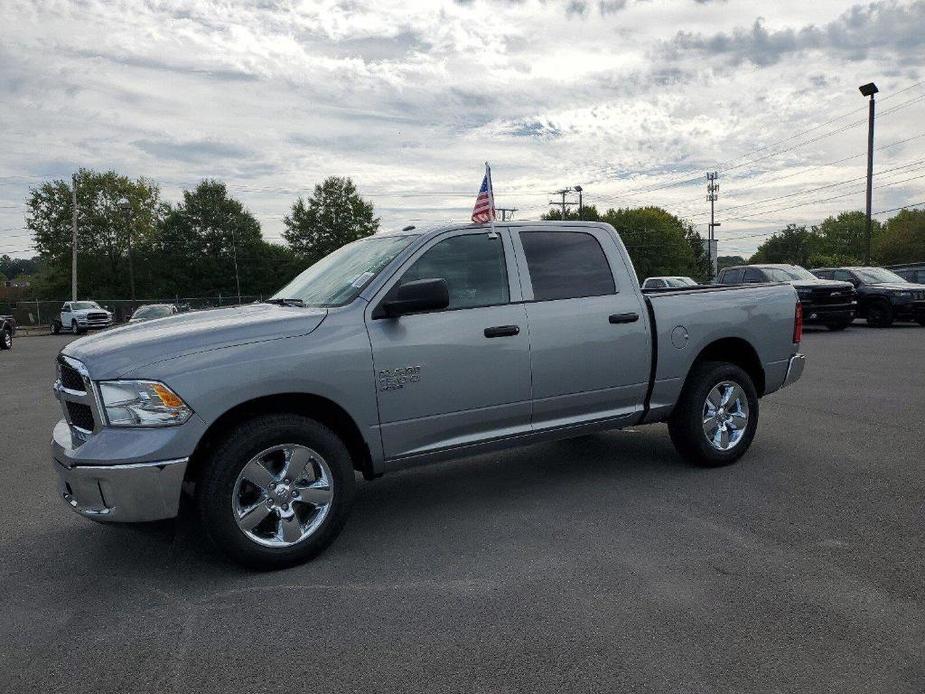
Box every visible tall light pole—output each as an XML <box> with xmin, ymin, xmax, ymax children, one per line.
<box><xmin>117</xmin><ymin>197</ymin><xmax>136</xmax><ymax>304</ymax></box>
<box><xmin>859</xmin><ymin>82</ymin><xmax>878</xmax><ymax>265</ymax></box>
<box><xmin>574</xmin><ymin>185</ymin><xmax>583</xmax><ymax>219</ymax></box>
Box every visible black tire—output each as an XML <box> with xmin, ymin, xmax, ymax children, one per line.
<box><xmin>916</xmin><ymin>317</ymin><xmax>925</xmax><ymax>327</ymax></box>
<box><xmin>52</xmin><ymin>320</ymin><xmax>61</xmax><ymax>335</ymax></box>
<box><xmin>826</xmin><ymin>320</ymin><xmax>851</xmax><ymax>331</ymax></box>
<box><xmin>866</xmin><ymin>301</ymin><xmax>894</xmax><ymax>328</ymax></box>
<box><xmin>668</xmin><ymin>360</ymin><xmax>759</xmax><ymax>468</ymax></box>
<box><xmin>196</xmin><ymin>414</ymin><xmax>356</xmax><ymax>569</ymax></box>
<box><xmin>0</xmin><ymin>329</ymin><xmax>11</xmax><ymax>350</ymax></box>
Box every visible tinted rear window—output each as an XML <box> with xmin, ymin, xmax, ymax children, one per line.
<box><xmin>520</xmin><ymin>231</ymin><xmax>615</xmax><ymax>301</ymax></box>
<box><xmin>719</xmin><ymin>268</ymin><xmax>744</xmax><ymax>284</ymax></box>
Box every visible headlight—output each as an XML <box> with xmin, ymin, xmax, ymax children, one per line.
<box><xmin>98</xmin><ymin>380</ymin><xmax>193</xmax><ymax>427</ymax></box>
<box><xmin>894</xmin><ymin>291</ymin><xmax>911</xmax><ymax>298</ymax></box>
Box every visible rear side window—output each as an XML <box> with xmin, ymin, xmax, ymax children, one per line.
<box><xmin>399</xmin><ymin>233</ymin><xmax>509</xmax><ymax>310</ymax></box>
<box><xmin>814</xmin><ymin>270</ymin><xmax>833</xmax><ymax>280</ymax></box>
<box><xmin>719</xmin><ymin>268</ymin><xmax>744</xmax><ymax>284</ymax></box>
<box><xmin>833</xmin><ymin>270</ymin><xmax>853</xmax><ymax>283</ymax></box>
<box><xmin>520</xmin><ymin>231</ymin><xmax>615</xmax><ymax>301</ymax></box>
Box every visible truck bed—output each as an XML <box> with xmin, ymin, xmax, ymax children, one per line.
<box><xmin>640</xmin><ymin>282</ymin><xmax>799</xmax><ymax>422</ymax></box>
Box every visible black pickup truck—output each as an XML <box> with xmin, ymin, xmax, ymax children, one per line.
<box><xmin>0</xmin><ymin>314</ymin><xmax>14</xmax><ymax>350</ymax></box>
<box><xmin>716</xmin><ymin>264</ymin><xmax>856</xmax><ymax>330</ymax></box>
<box><xmin>811</xmin><ymin>266</ymin><xmax>925</xmax><ymax>327</ymax></box>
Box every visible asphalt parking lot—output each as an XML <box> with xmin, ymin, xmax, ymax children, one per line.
<box><xmin>1</xmin><ymin>326</ymin><xmax>923</xmax><ymax>693</ymax></box>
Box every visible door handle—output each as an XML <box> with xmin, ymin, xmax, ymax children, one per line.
<box><xmin>609</xmin><ymin>312</ymin><xmax>639</xmax><ymax>324</ymax></box>
<box><xmin>484</xmin><ymin>325</ymin><xmax>520</xmax><ymax>338</ymax></box>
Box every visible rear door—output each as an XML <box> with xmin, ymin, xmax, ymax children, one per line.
<box><xmin>366</xmin><ymin>228</ymin><xmax>532</xmax><ymax>459</ymax></box>
<box><xmin>512</xmin><ymin>226</ymin><xmax>650</xmax><ymax>430</ymax></box>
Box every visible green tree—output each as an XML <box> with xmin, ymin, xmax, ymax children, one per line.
<box><xmin>27</xmin><ymin>169</ymin><xmax>163</xmax><ymax>298</ymax></box>
<box><xmin>717</xmin><ymin>255</ymin><xmax>746</xmax><ymax>270</ymax></box>
<box><xmin>153</xmin><ymin>180</ymin><xmax>268</xmax><ymax>298</ymax></box>
<box><xmin>749</xmin><ymin>225</ymin><xmax>819</xmax><ymax>266</ymax></box>
<box><xmin>542</xmin><ymin>204</ymin><xmax>602</xmax><ymax>221</ymax></box>
<box><xmin>283</xmin><ymin>177</ymin><xmax>378</xmax><ymax>262</ymax></box>
<box><xmin>815</xmin><ymin>210</ymin><xmax>880</xmax><ymax>265</ymax></box>
<box><xmin>603</xmin><ymin>206</ymin><xmax>704</xmax><ymax>281</ymax></box>
<box><xmin>875</xmin><ymin>208</ymin><xmax>925</xmax><ymax>264</ymax></box>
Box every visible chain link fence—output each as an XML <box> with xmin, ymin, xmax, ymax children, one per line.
<box><xmin>0</xmin><ymin>295</ymin><xmax>265</xmax><ymax>329</ymax></box>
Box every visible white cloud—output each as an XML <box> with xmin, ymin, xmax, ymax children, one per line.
<box><xmin>0</xmin><ymin>0</ymin><xmax>923</xmax><ymax>257</ymax></box>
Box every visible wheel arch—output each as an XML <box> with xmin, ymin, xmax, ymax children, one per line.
<box><xmin>689</xmin><ymin>337</ymin><xmax>766</xmax><ymax>396</ymax></box>
<box><xmin>185</xmin><ymin>393</ymin><xmax>376</xmax><ymax>486</ymax></box>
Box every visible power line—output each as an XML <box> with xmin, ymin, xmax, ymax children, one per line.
<box><xmin>687</xmin><ymin>157</ymin><xmax>925</xmax><ymax>218</ymax></box>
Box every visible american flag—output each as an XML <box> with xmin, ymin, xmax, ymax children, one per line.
<box><xmin>471</xmin><ymin>163</ymin><xmax>496</xmax><ymax>223</ymax></box>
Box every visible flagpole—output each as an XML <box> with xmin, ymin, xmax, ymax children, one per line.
<box><xmin>486</xmin><ymin>161</ymin><xmax>496</xmax><ymax>234</ymax></box>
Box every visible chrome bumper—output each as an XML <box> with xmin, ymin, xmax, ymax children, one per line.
<box><xmin>781</xmin><ymin>353</ymin><xmax>806</xmax><ymax>389</ymax></box>
<box><xmin>54</xmin><ymin>457</ymin><xmax>188</xmax><ymax>522</ymax></box>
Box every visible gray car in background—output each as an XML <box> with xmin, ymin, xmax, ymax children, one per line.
<box><xmin>51</xmin><ymin>221</ymin><xmax>805</xmax><ymax>568</ymax></box>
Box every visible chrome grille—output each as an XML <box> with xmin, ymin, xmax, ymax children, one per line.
<box><xmin>54</xmin><ymin>355</ymin><xmax>103</xmax><ymax>445</ymax></box>
<box><xmin>66</xmin><ymin>401</ymin><xmax>95</xmax><ymax>431</ymax></box>
<box><xmin>58</xmin><ymin>357</ymin><xmax>85</xmax><ymax>392</ymax></box>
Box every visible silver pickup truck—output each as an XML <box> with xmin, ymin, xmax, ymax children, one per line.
<box><xmin>52</xmin><ymin>221</ymin><xmax>805</xmax><ymax>568</ymax></box>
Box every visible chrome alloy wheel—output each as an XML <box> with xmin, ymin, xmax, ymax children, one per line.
<box><xmin>232</xmin><ymin>443</ymin><xmax>334</xmax><ymax>548</ymax></box>
<box><xmin>702</xmin><ymin>381</ymin><xmax>750</xmax><ymax>451</ymax></box>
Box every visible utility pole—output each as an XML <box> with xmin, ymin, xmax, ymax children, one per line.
<box><xmin>71</xmin><ymin>173</ymin><xmax>78</xmax><ymax>301</ymax></box>
<box><xmin>118</xmin><ymin>198</ymin><xmax>136</xmax><ymax>303</ymax></box>
<box><xmin>496</xmin><ymin>207</ymin><xmax>518</xmax><ymax>221</ymax></box>
<box><xmin>859</xmin><ymin>82</ymin><xmax>878</xmax><ymax>265</ymax></box>
<box><xmin>230</xmin><ymin>225</ymin><xmax>242</xmax><ymax>304</ymax></box>
<box><xmin>549</xmin><ymin>188</ymin><xmax>577</xmax><ymax>219</ymax></box>
<box><xmin>574</xmin><ymin>185</ymin><xmax>583</xmax><ymax>220</ymax></box>
<box><xmin>706</xmin><ymin>172</ymin><xmax>720</xmax><ymax>280</ymax></box>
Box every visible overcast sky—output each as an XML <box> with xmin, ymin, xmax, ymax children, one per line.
<box><xmin>1</xmin><ymin>0</ymin><xmax>924</xmax><ymax>259</ymax></box>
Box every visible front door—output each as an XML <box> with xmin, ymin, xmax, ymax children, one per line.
<box><xmin>366</xmin><ymin>228</ymin><xmax>532</xmax><ymax>460</ymax></box>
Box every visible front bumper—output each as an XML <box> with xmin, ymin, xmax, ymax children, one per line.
<box><xmin>781</xmin><ymin>353</ymin><xmax>806</xmax><ymax>389</ymax></box>
<box><xmin>801</xmin><ymin>301</ymin><xmax>856</xmax><ymax>324</ymax></box>
<box><xmin>54</xmin><ymin>457</ymin><xmax>188</xmax><ymax>522</ymax></box>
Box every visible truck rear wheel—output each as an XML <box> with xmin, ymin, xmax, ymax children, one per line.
<box><xmin>196</xmin><ymin>414</ymin><xmax>356</xmax><ymax>569</ymax></box>
<box><xmin>668</xmin><ymin>361</ymin><xmax>759</xmax><ymax>467</ymax></box>
<box><xmin>52</xmin><ymin>320</ymin><xmax>61</xmax><ymax>335</ymax></box>
<box><xmin>0</xmin><ymin>328</ymin><xmax>11</xmax><ymax>350</ymax></box>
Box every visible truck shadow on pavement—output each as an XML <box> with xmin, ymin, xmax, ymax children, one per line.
<box><xmin>31</xmin><ymin>426</ymin><xmax>697</xmax><ymax>582</ymax></box>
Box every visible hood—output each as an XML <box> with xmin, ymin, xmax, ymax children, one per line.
<box><xmin>789</xmin><ymin>279</ymin><xmax>854</xmax><ymax>290</ymax></box>
<box><xmin>63</xmin><ymin>303</ymin><xmax>327</xmax><ymax>378</ymax></box>
<box><xmin>864</xmin><ymin>282</ymin><xmax>924</xmax><ymax>291</ymax></box>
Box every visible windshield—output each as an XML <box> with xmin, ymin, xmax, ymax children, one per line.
<box><xmin>270</xmin><ymin>235</ymin><xmax>414</xmax><ymax>307</ymax></box>
<box><xmin>666</xmin><ymin>277</ymin><xmax>696</xmax><ymax>287</ymax></box>
<box><xmin>762</xmin><ymin>266</ymin><xmax>817</xmax><ymax>282</ymax></box>
<box><xmin>853</xmin><ymin>267</ymin><xmax>906</xmax><ymax>284</ymax></box>
<box><xmin>72</xmin><ymin>302</ymin><xmax>100</xmax><ymax>310</ymax></box>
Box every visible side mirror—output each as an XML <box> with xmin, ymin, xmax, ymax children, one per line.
<box><xmin>377</xmin><ymin>278</ymin><xmax>449</xmax><ymax>318</ymax></box>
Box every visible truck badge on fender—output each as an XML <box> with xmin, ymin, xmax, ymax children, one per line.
<box><xmin>378</xmin><ymin>366</ymin><xmax>422</xmax><ymax>391</ymax></box>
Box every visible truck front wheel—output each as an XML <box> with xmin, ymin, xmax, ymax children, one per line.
<box><xmin>668</xmin><ymin>361</ymin><xmax>759</xmax><ymax>467</ymax></box>
<box><xmin>196</xmin><ymin>414</ymin><xmax>357</xmax><ymax>569</ymax></box>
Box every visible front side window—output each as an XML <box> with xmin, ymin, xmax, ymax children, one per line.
<box><xmin>743</xmin><ymin>268</ymin><xmax>765</xmax><ymax>283</ymax></box>
<box><xmin>398</xmin><ymin>233</ymin><xmax>509</xmax><ymax>310</ymax></box>
<box><xmin>520</xmin><ymin>231</ymin><xmax>615</xmax><ymax>301</ymax></box>
<box><xmin>833</xmin><ymin>270</ymin><xmax>854</xmax><ymax>283</ymax></box>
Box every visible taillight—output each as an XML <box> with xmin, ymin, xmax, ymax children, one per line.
<box><xmin>793</xmin><ymin>301</ymin><xmax>803</xmax><ymax>344</ymax></box>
